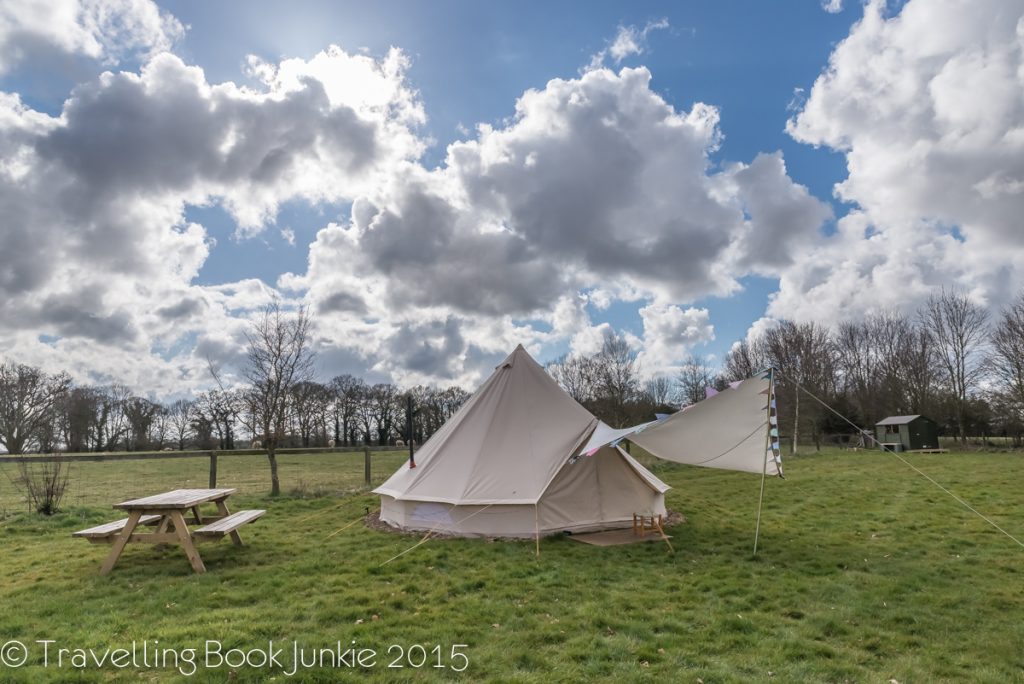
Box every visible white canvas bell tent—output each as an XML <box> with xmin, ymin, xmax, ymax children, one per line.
<box><xmin>374</xmin><ymin>345</ymin><xmax>669</xmax><ymax>538</ymax></box>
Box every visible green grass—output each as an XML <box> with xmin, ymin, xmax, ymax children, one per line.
<box><xmin>1</xmin><ymin>449</ymin><xmax>1022</xmax><ymax>682</ymax></box>
<box><xmin>0</xmin><ymin>451</ymin><xmax>410</xmax><ymax>513</ymax></box>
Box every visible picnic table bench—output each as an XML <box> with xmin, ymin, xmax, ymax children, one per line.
<box><xmin>73</xmin><ymin>488</ymin><xmax>264</xmax><ymax>575</ymax></box>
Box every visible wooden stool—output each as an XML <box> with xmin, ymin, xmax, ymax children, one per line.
<box><xmin>632</xmin><ymin>513</ymin><xmax>664</xmax><ymax>538</ymax></box>
<box><xmin>632</xmin><ymin>513</ymin><xmax>674</xmax><ymax>552</ymax></box>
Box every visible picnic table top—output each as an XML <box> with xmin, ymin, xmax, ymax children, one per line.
<box><xmin>114</xmin><ymin>488</ymin><xmax>237</xmax><ymax>510</ymax></box>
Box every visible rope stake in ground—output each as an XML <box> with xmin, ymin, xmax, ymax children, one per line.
<box><xmin>325</xmin><ymin>513</ymin><xmax>373</xmax><ymax>539</ymax></box>
<box><xmin>292</xmin><ymin>499</ymin><xmax>364</xmax><ymax>524</ymax></box>
<box><xmin>775</xmin><ymin>369</ymin><xmax>1024</xmax><ymax>552</ymax></box>
<box><xmin>380</xmin><ymin>531</ymin><xmax>435</xmax><ymax>566</ymax></box>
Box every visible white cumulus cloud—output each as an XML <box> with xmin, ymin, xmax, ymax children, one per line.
<box><xmin>778</xmin><ymin>0</ymin><xmax>1024</xmax><ymax>324</ymax></box>
<box><xmin>0</xmin><ymin>13</ymin><xmax>835</xmax><ymax>392</ymax></box>
<box><xmin>821</xmin><ymin>0</ymin><xmax>844</xmax><ymax>14</ymax></box>
<box><xmin>0</xmin><ymin>43</ymin><xmax>429</xmax><ymax>393</ymax></box>
<box><xmin>636</xmin><ymin>303</ymin><xmax>715</xmax><ymax>378</ymax></box>
<box><xmin>588</xmin><ymin>19</ymin><xmax>670</xmax><ymax>71</ymax></box>
<box><xmin>0</xmin><ymin>0</ymin><xmax>184</xmax><ymax>73</ymax></box>
<box><xmin>288</xmin><ymin>66</ymin><xmax>830</xmax><ymax>385</ymax></box>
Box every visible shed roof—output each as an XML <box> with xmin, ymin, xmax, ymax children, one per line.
<box><xmin>876</xmin><ymin>415</ymin><xmax>922</xmax><ymax>426</ymax></box>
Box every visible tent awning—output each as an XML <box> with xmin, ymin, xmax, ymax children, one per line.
<box><xmin>577</xmin><ymin>371</ymin><xmax>783</xmax><ymax>478</ymax></box>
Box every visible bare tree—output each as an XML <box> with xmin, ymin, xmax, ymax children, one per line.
<box><xmin>197</xmin><ymin>389</ymin><xmax>239</xmax><ymax>450</ymax></box>
<box><xmin>92</xmin><ymin>384</ymin><xmax>132</xmax><ymax>452</ymax></box>
<box><xmin>437</xmin><ymin>386</ymin><xmax>470</xmax><ymax>420</ymax></box>
<box><xmin>123</xmin><ymin>396</ymin><xmax>159</xmax><ymax>451</ymax></box>
<box><xmin>722</xmin><ymin>339</ymin><xmax>768</xmax><ymax>382</ymax></box>
<box><xmin>330</xmin><ymin>375</ymin><xmax>365</xmax><ymax>446</ymax></box>
<box><xmin>589</xmin><ymin>331</ymin><xmax>641</xmax><ymax>426</ymax></box>
<box><xmin>835</xmin><ymin>320</ymin><xmax>878</xmax><ymax>424</ymax></box>
<box><xmin>191</xmin><ymin>410</ymin><xmax>216</xmax><ymax>450</ymax></box>
<box><xmin>389</xmin><ymin>384</ymin><xmax>471</xmax><ymax>445</ymax></box>
<box><xmin>242</xmin><ymin>302</ymin><xmax>315</xmax><ymax>495</ymax></box>
<box><xmin>835</xmin><ymin>313</ymin><xmax>892</xmax><ymax>423</ymax></box>
<box><xmin>370</xmin><ymin>383</ymin><xmax>400</xmax><ymax>446</ymax></box>
<box><xmin>547</xmin><ymin>354</ymin><xmax>597</xmax><ymax>403</ymax></box>
<box><xmin>60</xmin><ymin>386</ymin><xmax>98</xmax><ymax>453</ymax></box>
<box><xmin>988</xmin><ymin>389</ymin><xmax>1024</xmax><ymax>446</ymax></box>
<box><xmin>921</xmin><ymin>289</ymin><xmax>990</xmax><ymax>443</ymax></box>
<box><xmin>291</xmin><ymin>380</ymin><xmax>331</xmax><ymax>447</ymax></box>
<box><xmin>167</xmin><ymin>399</ymin><xmax>194</xmax><ymax>450</ymax></box>
<box><xmin>676</xmin><ymin>355</ymin><xmax>715</xmax><ymax>406</ymax></box>
<box><xmin>150</xmin><ymin>403</ymin><xmax>170</xmax><ymax>449</ymax></box>
<box><xmin>990</xmin><ymin>291</ymin><xmax>1024</xmax><ymax>434</ymax></box>
<box><xmin>547</xmin><ymin>333</ymin><xmax>651</xmax><ymax>425</ymax></box>
<box><xmin>351</xmin><ymin>383</ymin><xmax>376</xmax><ymax>445</ymax></box>
<box><xmin>643</xmin><ymin>376</ymin><xmax>675</xmax><ymax>406</ymax></box>
<box><xmin>763</xmin><ymin>321</ymin><xmax>836</xmax><ymax>453</ymax></box>
<box><xmin>881</xmin><ymin>316</ymin><xmax>938</xmax><ymax>416</ymax></box>
<box><xmin>0</xmin><ymin>361</ymin><xmax>70</xmax><ymax>454</ymax></box>
<box><xmin>596</xmin><ymin>332</ymin><xmax>640</xmax><ymax>402</ymax></box>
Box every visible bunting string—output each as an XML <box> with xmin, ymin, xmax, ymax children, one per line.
<box><xmin>763</xmin><ymin>370</ymin><xmax>783</xmax><ymax>473</ymax></box>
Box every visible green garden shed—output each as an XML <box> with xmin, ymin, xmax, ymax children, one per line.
<box><xmin>875</xmin><ymin>415</ymin><xmax>941</xmax><ymax>452</ymax></box>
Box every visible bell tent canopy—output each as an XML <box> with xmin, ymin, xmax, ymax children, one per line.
<box><xmin>374</xmin><ymin>345</ymin><xmax>669</xmax><ymax>538</ymax></box>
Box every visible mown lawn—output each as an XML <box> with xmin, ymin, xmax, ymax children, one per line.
<box><xmin>0</xmin><ymin>449</ymin><xmax>1022</xmax><ymax>682</ymax></box>
<box><xmin>0</xmin><ymin>451</ymin><xmax>410</xmax><ymax>512</ymax></box>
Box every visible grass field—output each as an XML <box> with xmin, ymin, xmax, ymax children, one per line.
<box><xmin>0</xmin><ymin>451</ymin><xmax>410</xmax><ymax>513</ymax></box>
<box><xmin>0</xmin><ymin>448</ymin><xmax>1022</xmax><ymax>682</ymax></box>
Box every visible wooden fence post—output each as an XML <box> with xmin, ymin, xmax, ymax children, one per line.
<box><xmin>364</xmin><ymin>445</ymin><xmax>371</xmax><ymax>487</ymax></box>
<box><xmin>209</xmin><ymin>451</ymin><xmax>218</xmax><ymax>489</ymax></box>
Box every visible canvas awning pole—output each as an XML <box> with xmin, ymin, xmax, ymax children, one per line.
<box><xmin>753</xmin><ymin>368</ymin><xmax>774</xmax><ymax>556</ymax></box>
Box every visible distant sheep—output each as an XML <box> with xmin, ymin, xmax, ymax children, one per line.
<box><xmin>395</xmin><ymin>439</ymin><xmax>405</xmax><ymax>447</ymax></box>
<box><xmin>251</xmin><ymin>439</ymin><xmax>262</xmax><ymax>449</ymax></box>
<box><xmin>327</xmin><ymin>439</ymin><xmax>336</xmax><ymax>447</ymax></box>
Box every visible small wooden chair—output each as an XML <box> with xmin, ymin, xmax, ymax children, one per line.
<box><xmin>632</xmin><ymin>513</ymin><xmax>663</xmax><ymax>537</ymax></box>
<box><xmin>632</xmin><ymin>513</ymin><xmax>674</xmax><ymax>552</ymax></box>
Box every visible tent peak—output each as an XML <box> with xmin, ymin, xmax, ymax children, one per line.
<box><xmin>498</xmin><ymin>343</ymin><xmax>530</xmax><ymax>368</ymax></box>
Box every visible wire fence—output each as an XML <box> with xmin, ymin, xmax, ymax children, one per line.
<box><xmin>0</xmin><ymin>448</ymin><xmax>410</xmax><ymax>514</ymax></box>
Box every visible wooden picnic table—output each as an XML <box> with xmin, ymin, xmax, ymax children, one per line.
<box><xmin>73</xmin><ymin>488</ymin><xmax>264</xmax><ymax>575</ymax></box>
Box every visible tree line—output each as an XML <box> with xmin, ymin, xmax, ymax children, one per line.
<box><xmin>3</xmin><ymin>288</ymin><xmax>1022</xmax><ymax>463</ymax></box>
<box><xmin>550</xmin><ymin>289</ymin><xmax>1024</xmax><ymax>451</ymax></box>
<box><xmin>0</xmin><ymin>341</ymin><xmax>470</xmax><ymax>459</ymax></box>
<box><xmin>722</xmin><ymin>289</ymin><xmax>1024</xmax><ymax>450</ymax></box>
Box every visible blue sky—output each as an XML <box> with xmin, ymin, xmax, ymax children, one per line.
<box><xmin>1</xmin><ymin>0</ymin><xmax>1019</xmax><ymax>395</ymax></box>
